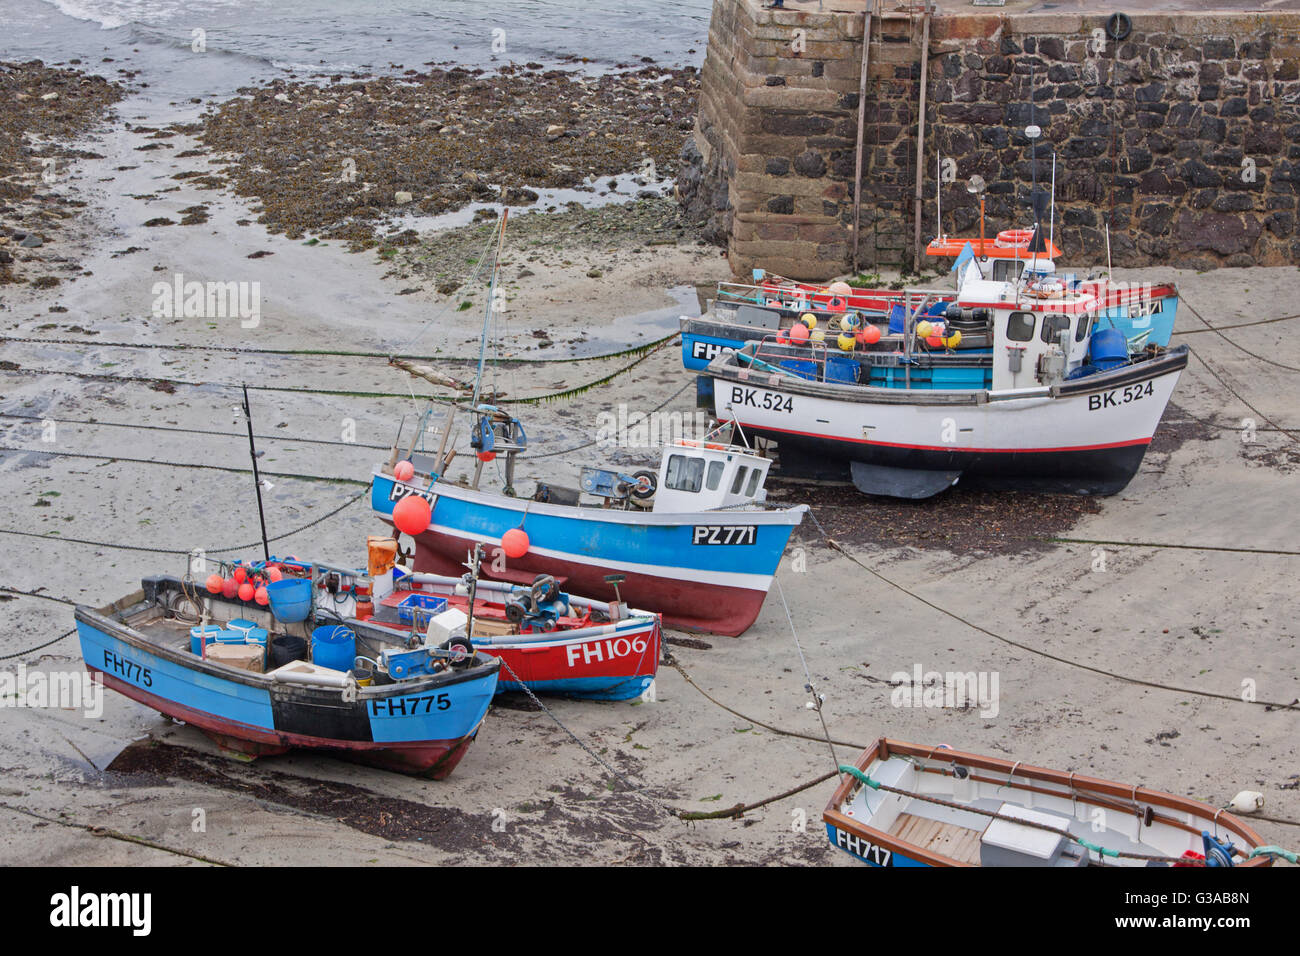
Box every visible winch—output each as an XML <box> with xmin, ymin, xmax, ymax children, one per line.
<box><xmin>381</xmin><ymin>645</ymin><xmax>441</xmax><ymax>680</ymax></box>
<box><xmin>579</xmin><ymin>467</ymin><xmax>657</xmax><ymax>506</ymax></box>
<box><xmin>503</xmin><ymin>574</ymin><xmax>571</xmax><ymax>630</ymax></box>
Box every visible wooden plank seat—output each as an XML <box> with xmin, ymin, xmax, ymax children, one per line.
<box><xmin>888</xmin><ymin>812</ymin><xmax>984</xmax><ymax>865</ymax></box>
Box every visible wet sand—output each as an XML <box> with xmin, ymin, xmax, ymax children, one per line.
<box><xmin>1</xmin><ymin>64</ymin><xmax>1298</xmax><ymax>867</ymax></box>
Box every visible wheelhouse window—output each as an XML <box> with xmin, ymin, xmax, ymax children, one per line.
<box><xmin>1040</xmin><ymin>313</ymin><xmax>1071</xmax><ymax>344</ymax></box>
<box><xmin>665</xmin><ymin>455</ymin><xmax>704</xmax><ymax>493</ymax></box>
<box><xmin>730</xmin><ymin>465</ymin><xmax>749</xmax><ymax>495</ymax></box>
<box><xmin>705</xmin><ymin>459</ymin><xmax>725</xmax><ymax>491</ymax></box>
<box><xmin>1075</xmin><ymin>313</ymin><xmax>1094</xmax><ymax>342</ymax></box>
<box><xmin>1007</xmin><ymin>311</ymin><xmax>1036</xmax><ymax>342</ymax></box>
<box><xmin>744</xmin><ymin>468</ymin><xmax>762</xmax><ymax>497</ymax></box>
<box><xmin>992</xmin><ymin>260</ymin><xmax>1025</xmax><ymax>283</ymax></box>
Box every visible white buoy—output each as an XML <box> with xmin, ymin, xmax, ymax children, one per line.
<box><xmin>1228</xmin><ymin>791</ymin><xmax>1264</xmax><ymax>814</ymax></box>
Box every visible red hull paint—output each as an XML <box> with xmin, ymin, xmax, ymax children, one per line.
<box><xmin>412</xmin><ymin>533</ymin><xmax>767</xmax><ymax>637</ymax></box>
<box><xmin>492</xmin><ymin>622</ymin><xmax>660</xmax><ymax>688</ymax></box>
<box><xmin>90</xmin><ymin>668</ymin><xmax>479</xmax><ymax>780</ymax></box>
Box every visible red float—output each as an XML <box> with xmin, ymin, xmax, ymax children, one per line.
<box><xmin>501</xmin><ymin>527</ymin><xmax>530</xmax><ymax>559</ymax></box>
<box><xmin>392</xmin><ymin>495</ymin><xmax>432</xmax><ymax>535</ymax></box>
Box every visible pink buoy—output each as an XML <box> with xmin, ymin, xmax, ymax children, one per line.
<box><xmin>267</xmin><ymin>566</ymin><xmax>283</xmax><ymax>583</ymax></box>
<box><xmin>254</xmin><ymin>586</ymin><xmax>270</xmax><ymax>606</ymax></box>
<box><xmin>394</xmin><ymin>460</ymin><xmax>415</xmax><ymax>482</ymax></box>
<box><xmin>221</xmin><ymin>577</ymin><xmax>239</xmax><ymax>599</ymax></box>
<box><xmin>789</xmin><ymin>323</ymin><xmax>810</xmax><ymax>344</ymax></box>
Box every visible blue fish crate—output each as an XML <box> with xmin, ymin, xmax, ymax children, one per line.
<box><xmin>394</xmin><ymin>592</ymin><xmax>448</xmax><ymax>624</ymax></box>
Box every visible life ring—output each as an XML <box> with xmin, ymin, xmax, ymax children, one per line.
<box><xmin>1106</xmin><ymin>12</ymin><xmax>1132</xmax><ymax>42</ymax></box>
<box><xmin>995</xmin><ymin>229</ymin><xmax>1034</xmax><ymax>247</ymax></box>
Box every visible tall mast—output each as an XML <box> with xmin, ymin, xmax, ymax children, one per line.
<box><xmin>470</xmin><ymin>209</ymin><xmax>509</xmax><ymax>410</ymax></box>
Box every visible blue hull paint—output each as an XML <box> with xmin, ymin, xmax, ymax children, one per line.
<box><xmin>79</xmin><ymin>620</ymin><xmax>275</xmax><ymax>732</ymax></box>
<box><xmin>497</xmin><ymin>674</ymin><xmax>653</xmax><ymax>701</ymax></box>
<box><xmin>1099</xmin><ymin>294</ymin><xmax>1178</xmax><ymax>347</ymax></box>
<box><xmin>825</xmin><ymin>823</ymin><xmax>928</xmax><ymax>868</ymax></box>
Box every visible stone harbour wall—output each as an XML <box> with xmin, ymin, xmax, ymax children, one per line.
<box><xmin>677</xmin><ymin>0</ymin><xmax>1300</xmax><ymax>280</ymax></box>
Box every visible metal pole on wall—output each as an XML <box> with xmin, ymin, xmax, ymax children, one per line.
<box><xmin>851</xmin><ymin>4</ymin><xmax>874</xmax><ymax>275</ymax></box>
<box><xmin>911</xmin><ymin>2</ymin><xmax>932</xmax><ymax>275</ymax></box>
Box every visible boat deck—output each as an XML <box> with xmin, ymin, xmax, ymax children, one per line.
<box><xmin>888</xmin><ymin>812</ymin><xmax>984</xmax><ymax>865</ymax></box>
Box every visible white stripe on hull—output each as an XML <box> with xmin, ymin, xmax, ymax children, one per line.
<box><xmin>426</xmin><ymin>522</ymin><xmax>774</xmax><ymax>593</ymax></box>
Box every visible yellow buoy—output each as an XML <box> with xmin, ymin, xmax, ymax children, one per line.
<box><xmin>837</xmin><ymin>332</ymin><xmax>856</xmax><ymax>351</ymax></box>
<box><xmin>944</xmin><ymin>330</ymin><xmax>963</xmax><ymax>349</ymax></box>
<box><xmin>801</xmin><ymin>313</ymin><xmax>818</xmax><ymax>330</ymax></box>
<box><xmin>810</xmin><ymin>328</ymin><xmax>826</xmax><ymax>343</ymax></box>
<box><xmin>916</xmin><ymin>320</ymin><xmax>933</xmax><ymax>338</ymax></box>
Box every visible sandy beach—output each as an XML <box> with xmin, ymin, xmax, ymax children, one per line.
<box><xmin>2</xmin><ymin>14</ymin><xmax>1298</xmax><ymax>868</ymax></box>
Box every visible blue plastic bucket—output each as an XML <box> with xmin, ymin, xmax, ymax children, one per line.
<box><xmin>1089</xmin><ymin>328</ymin><xmax>1129</xmax><ymax>370</ymax></box>
<box><xmin>311</xmin><ymin>625</ymin><xmax>356</xmax><ymax>673</ymax></box>
<box><xmin>266</xmin><ymin>578</ymin><xmax>313</xmax><ymax>623</ymax></box>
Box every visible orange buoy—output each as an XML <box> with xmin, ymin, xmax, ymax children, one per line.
<box><xmin>267</xmin><ymin>566</ymin><xmax>283</xmax><ymax>583</ymax></box>
<box><xmin>254</xmin><ymin>586</ymin><xmax>270</xmax><ymax>606</ymax></box>
<box><xmin>501</xmin><ymin>527</ymin><xmax>530</xmax><ymax>559</ymax></box>
<box><xmin>205</xmin><ymin>574</ymin><xmax>224</xmax><ymax>594</ymax></box>
<box><xmin>238</xmin><ymin>582</ymin><xmax>255</xmax><ymax>603</ymax></box>
<box><xmin>859</xmin><ymin>325</ymin><xmax>882</xmax><ymax>345</ymax></box>
<box><xmin>394</xmin><ymin>460</ymin><xmax>415</xmax><ymax>482</ymax></box>
<box><xmin>392</xmin><ymin>495</ymin><xmax>431</xmax><ymax>535</ymax></box>
<box><xmin>789</xmin><ymin>323</ymin><xmax>810</xmax><ymax>344</ymax></box>
<box><xmin>925</xmin><ymin>334</ymin><xmax>944</xmax><ymax>348</ymax></box>
<box><xmin>232</xmin><ymin>566</ymin><xmax>247</xmax><ymax>584</ymax></box>
<box><xmin>477</xmin><ymin>450</ymin><xmax>496</xmax><ymax>463</ymax></box>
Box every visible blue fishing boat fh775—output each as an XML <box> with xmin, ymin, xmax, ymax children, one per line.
<box><xmin>75</xmin><ymin>572</ymin><xmax>500</xmax><ymax>778</ymax></box>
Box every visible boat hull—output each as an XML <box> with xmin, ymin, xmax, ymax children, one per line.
<box><xmin>486</xmin><ymin>622</ymin><xmax>660</xmax><ymax>702</ymax></box>
<box><xmin>709</xmin><ymin>349</ymin><xmax>1188</xmax><ymax>496</ymax></box>
<box><xmin>371</xmin><ymin>473</ymin><xmax>804</xmax><ymax>636</ymax></box>
<box><xmin>76</xmin><ymin>612</ymin><xmax>498</xmax><ymax>779</ymax></box>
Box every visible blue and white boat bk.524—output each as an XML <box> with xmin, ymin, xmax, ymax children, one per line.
<box><xmin>700</xmin><ymin>259</ymin><xmax>1188</xmax><ymax>499</ymax></box>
